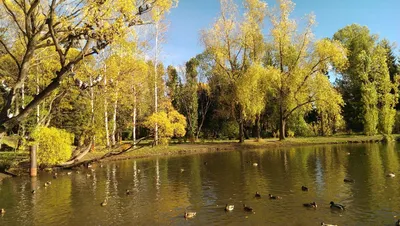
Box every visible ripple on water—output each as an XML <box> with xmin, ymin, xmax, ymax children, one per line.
<box><xmin>1</xmin><ymin>144</ymin><xmax>400</xmax><ymax>225</ymax></box>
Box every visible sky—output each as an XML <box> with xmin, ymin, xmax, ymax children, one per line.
<box><xmin>160</xmin><ymin>0</ymin><xmax>400</xmax><ymax>67</ymax></box>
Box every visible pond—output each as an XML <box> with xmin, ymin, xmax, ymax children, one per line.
<box><xmin>1</xmin><ymin>143</ymin><xmax>400</xmax><ymax>225</ymax></box>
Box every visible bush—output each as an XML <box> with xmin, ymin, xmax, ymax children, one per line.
<box><xmin>221</xmin><ymin>121</ymin><xmax>239</xmax><ymax>139</ymax></box>
<box><xmin>143</xmin><ymin>107</ymin><xmax>187</xmax><ymax>145</ymax></box>
<box><xmin>31</xmin><ymin>126</ymin><xmax>73</xmax><ymax>166</ymax></box>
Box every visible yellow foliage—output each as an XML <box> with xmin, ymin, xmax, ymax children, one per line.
<box><xmin>143</xmin><ymin>107</ymin><xmax>186</xmax><ymax>144</ymax></box>
<box><xmin>31</xmin><ymin>127</ymin><xmax>73</xmax><ymax>166</ymax></box>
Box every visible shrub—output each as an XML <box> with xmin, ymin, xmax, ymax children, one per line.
<box><xmin>143</xmin><ymin>107</ymin><xmax>187</xmax><ymax>145</ymax></box>
<box><xmin>31</xmin><ymin>126</ymin><xmax>73</xmax><ymax>166</ymax></box>
<box><xmin>221</xmin><ymin>121</ymin><xmax>239</xmax><ymax>139</ymax></box>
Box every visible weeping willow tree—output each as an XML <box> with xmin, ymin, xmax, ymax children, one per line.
<box><xmin>266</xmin><ymin>0</ymin><xmax>348</xmax><ymax>140</ymax></box>
<box><xmin>201</xmin><ymin>0</ymin><xmax>267</xmax><ymax>143</ymax></box>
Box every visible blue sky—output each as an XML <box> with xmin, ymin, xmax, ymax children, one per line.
<box><xmin>161</xmin><ymin>0</ymin><xmax>399</xmax><ymax>67</ymax></box>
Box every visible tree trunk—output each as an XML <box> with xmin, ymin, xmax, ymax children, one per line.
<box><xmin>320</xmin><ymin>112</ymin><xmax>325</xmax><ymax>136</ymax></box>
<box><xmin>238</xmin><ymin>104</ymin><xmax>244</xmax><ymax>143</ymax></box>
<box><xmin>111</xmin><ymin>84</ymin><xmax>118</xmax><ymax>147</ymax></box>
<box><xmin>154</xmin><ymin>21</ymin><xmax>159</xmax><ymax>146</ymax></box>
<box><xmin>279</xmin><ymin>105</ymin><xmax>286</xmax><ymax>140</ymax></box>
<box><xmin>255</xmin><ymin>114</ymin><xmax>261</xmax><ymax>140</ymax></box>
<box><xmin>103</xmin><ymin>73</ymin><xmax>110</xmax><ymax>148</ymax></box>
<box><xmin>90</xmin><ymin>75</ymin><xmax>95</xmax><ymax>152</ymax></box>
<box><xmin>36</xmin><ymin>73</ymin><xmax>40</xmax><ymax>123</ymax></box>
<box><xmin>132</xmin><ymin>85</ymin><xmax>137</xmax><ymax>146</ymax></box>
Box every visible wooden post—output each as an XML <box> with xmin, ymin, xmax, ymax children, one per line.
<box><xmin>30</xmin><ymin>145</ymin><xmax>37</xmax><ymax>177</ymax></box>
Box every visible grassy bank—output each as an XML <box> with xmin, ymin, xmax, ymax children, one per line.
<box><xmin>82</xmin><ymin>134</ymin><xmax>398</xmax><ymax>163</ymax></box>
<box><xmin>1</xmin><ymin>134</ymin><xmax>398</xmax><ymax>175</ymax></box>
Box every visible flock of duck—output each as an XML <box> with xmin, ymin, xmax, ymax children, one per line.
<box><xmin>182</xmin><ymin>166</ymin><xmax>399</xmax><ymax>225</ymax></box>
<box><xmin>1</xmin><ymin>161</ymin><xmax>399</xmax><ymax>225</ymax></box>
<box><xmin>183</xmin><ymin>185</ymin><xmax>345</xmax><ymax>226</ymax></box>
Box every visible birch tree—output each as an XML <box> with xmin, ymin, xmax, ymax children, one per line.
<box><xmin>0</xmin><ymin>0</ymin><xmax>178</xmax><ymax>140</ymax></box>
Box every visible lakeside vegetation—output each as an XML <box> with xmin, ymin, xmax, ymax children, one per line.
<box><xmin>0</xmin><ymin>0</ymin><xmax>399</xmax><ymax>170</ymax></box>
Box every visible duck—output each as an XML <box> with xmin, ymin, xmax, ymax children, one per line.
<box><xmin>303</xmin><ymin>202</ymin><xmax>317</xmax><ymax>208</ymax></box>
<box><xmin>396</xmin><ymin>219</ymin><xmax>400</xmax><ymax>226</ymax></box>
<box><xmin>243</xmin><ymin>204</ymin><xmax>253</xmax><ymax>212</ymax></box>
<box><xmin>31</xmin><ymin>190</ymin><xmax>36</xmax><ymax>194</ymax></box>
<box><xmin>53</xmin><ymin>173</ymin><xmax>58</xmax><ymax>179</ymax></box>
<box><xmin>269</xmin><ymin>194</ymin><xmax>282</xmax><ymax>199</ymax></box>
<box><xmin>67</xmin><ymin>172</ymin><xmax>72</xmax><ymax>176</ymax></box>
<box><xmin>100</xmin><ymin>199</ymin><xmax>107</xmax><ymax>207</ymax></box>
<box><xmin>204</xmin><ymin>161</ymin><xmax>208</xmax><ymax>165</ymax></box>
<box><xmin>255</xmin><ymin>191</ymin><xmax>261</xmax><ymax>198</ymax></box>
<box><xmin>184</xmin><ymin>211</ymin><xmax>196</xmax><ymax>219</ymax></box>
<box><xmin>180</xmin><ymin>168</ymin><xmax>185</xmax><ymax>173</ymax></box>
<box><xmin>301</xmin><ymin>186</ymin><xmax>308</xmax><ymax>191</ymax></box>
<box><xmin>321</xmin><ymin>223</ymin><xmax>337</xmax><ymax>226</ymax></box>
<box><xmin>44</xmin><ymin>181</ymin><xmax>51</xmax><ymax>187</ymax></box>
<box><xmin>252</xmin><ymin>163</ymin><xmax>258</xmax><ymax>166</ymax></box>
<box><xmin>126</xmin><ymin>189</ymin><xmax>131</xmax><ymax>195</ymax></box>
<box><xmin>0</xmin><ymin>208</ymin><xmax>5</xmax><ymax>214</ymax></box>
<box><xmin>330</xmin><ymin>201</ymin><xmax>345</xmax><ymax>210</ymax></box>
<box><xmin>225</xmin><ymin>204</ymin><xmax>234</xmax><ymax>211</ymax></box>
<box><xmin>344</xmin><ymin>178</ymin><xmax>355</xmax><ymax>183</ymax></box>
<box><xmin>387</xmin><ymin>172</ymin><xmax>395</xmax><ymax>178</ymax></box>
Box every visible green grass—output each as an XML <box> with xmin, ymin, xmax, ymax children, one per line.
<box><xmin>0</xmin><ymin>151</ymin><xmax>29</xmax><ymax>171</ymax></box>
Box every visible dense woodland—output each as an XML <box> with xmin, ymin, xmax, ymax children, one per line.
<box><xmin>0</xmin><ymin>0</ymin><xmax>399</xmax><ymax>165</ymax></box>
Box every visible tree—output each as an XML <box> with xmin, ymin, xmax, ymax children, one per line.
<box><xmin>143</xmin><ymin>103</ymin><xmax>186</xmax><ymax>145</ymax></box>
<box><xmin>0</xmin><ymin>0</ymin><xmax>178</xmax><ymax>139</ymax></box>
<box><xmin>358</xmin><ymin>45</ymin><xmax>398</xmax><ymax>135</ymax></box>
<box><xmin>266</xmin><ymin>0</ymin><xmax>347</xmax><ymax>140</ymax></box>
<box><xmin>333</xmin><ymin>24</ymin><xmax>377</xmax><ymax>132</ymax></box>
<box><xmin>334</xmin><ymin>25</ymin><xmax>399</xmax><ymax>135</ymax></box>
<box><xmin>180</xmin><ymin>58</ymin><xmax>199</xmax><ymax>142</ymax></box>
<box><xmin>166</xmin><ymin>65</ymin><xmax>180</xmax><ymax>109</ymax></box>
<box><xmin>201</xmin><ymin>0</ymin><xmax>267</xmax><ymax>143</ymax></box>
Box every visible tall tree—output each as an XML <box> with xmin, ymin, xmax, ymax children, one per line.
<box><xmin>181</xmin><ymin>58</ymin><xmax>199</xmax><ymax>142</ymax></box>
<box><xmin>333</xmin><ymin>24</ymin><xmax>377</xmax><ymax>132</ymax></box>
<box><xmin>201</xmin><ymin>0</ymin><xmax>266</xmax><ymax>143</ymax></box>
<box><xmin>266</xmin><ymin>0</ymin><xmax>347</xmax><ymax>140</ymax></box>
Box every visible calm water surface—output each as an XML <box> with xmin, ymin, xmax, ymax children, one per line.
<box><xmin>1</xmin><ymin>143</ymin><xmax>400</xmax><ymax>225</ymax></box>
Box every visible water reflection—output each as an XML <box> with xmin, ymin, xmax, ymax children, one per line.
<box><xmin>1</xmin><ymin>143</ymin><xmax>400</xmax><ymax>225</ymax></box>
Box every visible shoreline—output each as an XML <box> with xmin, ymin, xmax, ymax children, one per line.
<box><xmin>84</xmin><ymin>134</ymin><xmax>394</xmax><ymax>163</ymax></box>
<box><xmin>1</xmin><ymin>134</ymin><xmax>398</xmax><ymax>178</ymax></box>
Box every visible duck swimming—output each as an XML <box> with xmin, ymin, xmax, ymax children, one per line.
<box><xmin>100</xmin><ymin>199</ymin><xmax>107</xmax><ymax>207</ymax></box>
<box><xmin>301</xmin><ymin>186</ymin><xmax>308</xmax><ymax>191</ymax></box>
<box><xmin>0</xmin><ymin>209</ymin><xmax>5</xmax><ymax>214</ymax></box>
<box><xmin>255</xmin><ymin>191</ymin><xmax>261</xmax><ymax>198</ymax></box>
<box><xmin>243</xmin><ymin>204</ymin><xmax>253</xmax><ymax>212</ymax></box>
<box><xmin>396</xmin><ymin>219</ymin><xmax>400</xmax><ymax>226</ymax></box>
<box><xmin>303</xmin><ymin>202</ymin><xmax>317</xmax><ymax>208</ymax></box>
<box><xmin>387</xmin><ymin>172</ymin><xmax>395</xmax><ymax>178</ymax></box>
<box><xmin>344</xmin><ymin>178</ymin><xmax>355</xmax><ymax>183</ymax></box>
<box><xmin>330</xmin><ymin>201</ymin><xmax>345</xmax><ymax>210</ymax></box>
<box><xmin>269</xmin><ymin>194</ymin><xmax>282</xmax><ymax>199</ymax></box>
<box><xmin>184</xmin><ymin>211</ymin><xmax>196</xmax><ymax>219</ymax></box>
<box><xmin>321</xmin><ymin>222</ymin><xmax>337</xmax><ymax>226</ymax></box>
<box><xmin>225</xmin><ymin>204</ymin><xmax>234</xmax><ymax>211</ymax></box>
